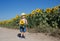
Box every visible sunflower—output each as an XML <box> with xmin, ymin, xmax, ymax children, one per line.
<box><xmin>19</xmin><ymin>19</ymin><xmax>24</xmax><ymax>25</ymax></box>
<box><xmin>31</xmin><ymin>10</ymin><xmax>36</xmax><ymax>14</ymax></box>
<box><xmin>54</xmin><ymin>6</ymin><xmax>58</xmax><ymax>10</ymax></box>
<box><xmin>46</xmin><ymin>8</ymin><xmax>51</xmax><ymax>13</ymax></box>
<box><xmin>36</xmin><ymin>9</ymin><xmax>42</xmax><ymax>13</ymax></box>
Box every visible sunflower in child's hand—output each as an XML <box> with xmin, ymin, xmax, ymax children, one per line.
<box><xmin>19</xmin><ymin>20</ymin><xmax>24</xmax><ymax>25</ymax></box>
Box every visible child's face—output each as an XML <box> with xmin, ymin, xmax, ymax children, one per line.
<box><xmin>22</xmin><ymin>15</ymin><xmax>25</xmax><ymax>19</ymax></box>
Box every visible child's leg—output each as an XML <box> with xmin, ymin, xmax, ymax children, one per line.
<box><xmin>20</xmin><ymin>32</ymin><xmax>24</xmax><ymax>37</ymax></box>
<box><xmin>23</xmin><ymin>27</ymin><xmax>26</xmax><ymax>36</ymax></box>
<box><xmin>21</xmin><ymin>32</ymin><xmax>25</xmax><ymax>38</ymax></box>
<box><xmin>20</xmin><ymin>26</ymin><xmax>23</xmax><ymax>36</ymax></box>
<box><xmin>21</xmin><ymin>32</ymin><xmax>25</xmax><ymax>36</ymax></box>
<box><xmin>20</xmin><ymin>28</ymin><xmax>25</xmax><ymax>37</ymax></box>
<box><xmin>21</xmin><ymin>27</ymin><xmax>26</xmax><ymax>38</ymax></box>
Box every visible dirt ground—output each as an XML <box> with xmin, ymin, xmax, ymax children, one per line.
<box><xmin>0</xmin><ymin>27</ymin><xmax>60</xmax><ymax>41</ymax></box>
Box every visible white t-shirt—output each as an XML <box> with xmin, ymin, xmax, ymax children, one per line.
<box><xmin>22</xmin><ymin>18</ymin><xmax>27</xmax><ymax>24</ymax></box>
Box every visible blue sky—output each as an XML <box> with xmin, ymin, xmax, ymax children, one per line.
<box><xmin>0</xmin><ymin>0</ymin><xmax>60</xmax><ymax>20</ymax></box>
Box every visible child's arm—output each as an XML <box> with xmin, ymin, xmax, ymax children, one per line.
<box><xmin>25</xmin><ymin>19</ymin><xmax>28</xmax><ymax>31</ymax></box>
<box><xmin>25</xmin><ymin>19</ymin><xmax>28</xmax><ymax>25</ymax></box>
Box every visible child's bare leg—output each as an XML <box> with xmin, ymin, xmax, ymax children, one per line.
<box><xmin>21</xmin><ymin>32</ymin><xmax>25</xmax><ymax>36</ymax></box>
<box><xmin>20</xmin><ymin>32</ymin><xmax>22</xmax><ymax>36</ymax></box>
<box><xmin>21</xmin><ymin>32</ymin><xmax>25</xmax><ymax>38</ymax></box>
<box><xmin>21</xmin><ymin>32</ymin><xmax>24</xmax><ymax>36</ymax></box>
<box><xmin>23</xmin><ymin>32</ymin><xmax>25</xmax><ymax>36</ymax></box>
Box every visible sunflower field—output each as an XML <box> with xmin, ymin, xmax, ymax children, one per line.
<box><xmin>0</xmin><ymin>15</ymin><xmax>20</xmax><ymax>29</ymax></box>
<box><xmin>0</xmin><ymin>6</ymin><xmax>60</xmax><ymax>37</ymax></box>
